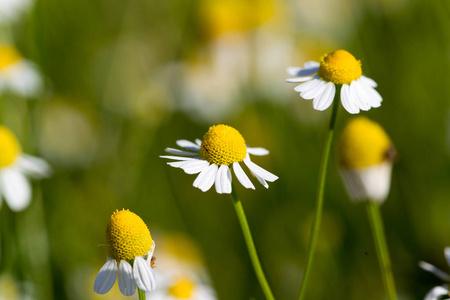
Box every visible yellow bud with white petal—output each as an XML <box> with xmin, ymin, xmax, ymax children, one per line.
<box><xmin>337</xmin><ymin>117</ymin><xmax>396</xmax><ymax>204</ymax></box>
<box><xmin>0</xmin><ymin>45</ymin><xmax>22</xmax><ymax>70</ymax></box>
<box><xmin>0</xmin><ymin>126</ymin><xmax>21</xmax><ymax>168</ymax></box>
<box><xmin>105</xmin><ymin>209</ymin><xmax>152</xmax><ymax>261</ymax></box>
<box><xmin>168</xmin><ymin>277</ymin><xmax>195</xmax><ymax>298</ymax></box>
<box><xmin>200</xmin><ymin>124</ymin><xmax>247</xmax><ymax>166</ymax></box>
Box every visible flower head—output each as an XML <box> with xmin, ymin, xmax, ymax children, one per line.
<box><xmin>0</xmin><ymin>125</ymin><xmax>50</xmax><ymax>212</ymax></box>
<box><xmin>161</xmin><ymin>124</ymin><xmax>278</xmax><ymax>193</ymax></box>
<box><xmin>286</xmin><ymin>49</ymin><xmax>382</xmax><ymax>114</ymax></box>
<box><xmin>337</xmin><ymin>117</ymin><xmax>396</xmax><ymax>204</ymax></box>
<box><xmin>0</xmin><ymin>44</ymin><xmax>43</xmax><ymax>98</ymax></box>
<box><xmin>94</xmin><ymin>209</ymin><xmax>156</xmax><ymax>296</ymax></box>
<box><xmin>419</xmin><ymin>247</ymin><xmax>450</xmax><ymax>300</ymax></box>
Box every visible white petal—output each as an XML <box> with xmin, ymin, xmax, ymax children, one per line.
<box><xmin>359</xmin><ymin>80</ymin><xmax>382</xmax><ymax>107</ymax></box>
<box><xmin>17</xmin><ymin>155</ymin><xmax>52</xmax><ymax>178</ymax></box>
<box><xmin>118</xmin><ymin>261</ymin><xmax>136</xmax><ymax>296</ymax></box>
<box><xmin>0</xmin><ymin>168</ymin><xmax>31</xmax><ymax>212</ymax></box>
<box><xmin>360</xmin><ymin>75</ymin><xmax>378</xmax><ymax>87</ymax></box>
<box><xmin>148</xmin><ymin>240</ymin><xmax>156</xmax><ymax>258</ymax></box>
<box><xmin>424</xmin><ymin>286</ymin><xmax>449</xmax><ymax>300</ymax></box>
<box><xmin>419</xmin><ymin>261</ymin><xmax>450</xmax><ymax>281</ymax></box>
<box><xmin>243</xmin><ymin>157</ymin><xmax>278</xmax><ymax>182</ymax></box>
<box><xmin>195</xmin><ymin>139</ymin><xmax>202</xmax><ymax>146</ymax></box>
<box><xmin>312</xmin><ymin>82</ymin><xmax>335</xmax><ymax>111</ymax></box>
<box><xmin>168</xmin><ymin>159</ymin><xmax>209</xmax><ymax>174</ymax></box>
<box><xmin>193</xmin><ymin>164</ymin><xmax>218</xmax><ymax>192</ymax></box>
<box><xmin>233</xmin><ymin>162</ymin><xmax>255</xmax><ymax>190</ymax></box>
<box><xmin>246</xmin><ymin>147</ymin><xmax>269</xmax><ymax>156</ymax></box>
<box><xmin>445</xmin><ymin>247</ymin><xmax>450</xmax><ymax>267</ymax></box>
<box><xmin>286</xmin><ymin>76</ymin><xmax>314</xmax><ymax>83</ymax></box>
<box><xmin>160</xmin><ymin>155</ymin><xmax>197</xmax><ymax>161</ymax></box>
<box><xmin>164</xmin><ymin>148</ymin><xmax>199</xmax><ymax>156</ymax></box>
<box><xmin>254</xmin><ymin>174</ymin><xmax>269</xmax><ymax>189</ymax></box>
<box><xmin>340</xmin><ymin>84</ymin><xmax>360</xmax><ymax>114</ymax></box>
<box><xmin>133</xmin><ymin>256</ymin><xmax>156</xmax><ymax>292</ymax></box>
<box><xmin>294</xmin><ymin>76</ymin><xmax>321</xmax><ymax>94</ymax></box>
<box><xmin>176</xmin><ymin>140</ymin><xmax>200</xmax><ymax>151</ymax></box>
<box><xmin>286</xmin><ymin>62</ymin><xmax>319</xmax><ymax>76</ymax></box>
<box><xmin>94</xmin><ymin>258</ymin><xmax>118</xmax><ymax>294</ymax></box>
<box><xmin>351</xmin><ymin>80</ymin><xmax>372</xmax><ymax>111</ymax></box>
<box><xmin>300</xmin><ymin>79</ymin><xmax>327</xmax><ymax>100</ymax></box>
<box><xmin>215</xmin><ymin>165</ymin><xmax>232</xmax><ymax>194</ymax></box>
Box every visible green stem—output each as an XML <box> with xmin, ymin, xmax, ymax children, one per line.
<box><xmin>138</xmin><ymin>287</ymin><xmax>146</xmax><ymax>300</ymax></box>
<box><xmin>365</xmin><ymin>201</ymin><xmax>397</xmax><ymax>300</ymax></box>
<box><xmin>297</xmin><ymin>87</ymin><xmax>340</xmax><ymax>300</ymax></box>
<box><xmin>230</xmin><ymin>184</ymin><xmax>275</xmax><ymax>300</ymax></box>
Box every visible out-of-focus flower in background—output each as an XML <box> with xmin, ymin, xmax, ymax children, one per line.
<box><xmin>94</xmin><ymin>209</ymin><xmax>156</xmax><ymax>296</ymax></box>
<box><xmin>419</xmin><ymin>247</ymin><xmax>450</xmax><ymax>300</ymax></box>
<box><xmin>151</xmin><ymin>233</ymin><xmax>217</xmax><ymax>300</ymax></box>
<box><xmin>0</xmin><ymin>274</ymin><xmax>20</xmax><ymax>300</ymax></box>
<box><xmin>0</xmin><ymin>0</ymin><xmax>33</xmax><ymax>24</ymax></box>
<box><xmin>0</xmin><ymin>125</ymin><xmax>50</xmax><ymax>212</ymax></box>
<box><xmin>0</xmin><ymin>44</ymin><xmax>43</xmax><ymax>98</ymax></box>
<box><xmin>337</xmin><ymin>117</ymin><xmax>395</xmax><ymax>203</ymax></box>
<box><xmin>161</xmin><ymin>124</ymin><xmax>278</xmax><ymax>193</ymax></box>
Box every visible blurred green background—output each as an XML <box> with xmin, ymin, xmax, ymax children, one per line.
<box><xmin>1</xmin><ymin>0</ymin><xmax>450</xmax><ymax>299</ymax></box>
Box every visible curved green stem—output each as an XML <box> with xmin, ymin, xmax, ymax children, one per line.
<box><xmin>366</xmin><ymin>201</ymin><xmax>397</xmax><ymax>300</ymax></box>
<box><xmin>230</xmin><ymin>184</ymin><xmax>275</xmax><ymax>300</ymax></box>
<box><xmin>297</xmin><ymin>88</ymin><xmax>340</xmax><ymax>300</ymax></box>
<box><xmin>138</xmin><ymin>287</ymin><xmax>146</xmax><ymax>300</ymax></box>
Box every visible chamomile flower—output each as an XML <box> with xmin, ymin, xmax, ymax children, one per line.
<box><xmin>152</xmin><ymin>271</ymin><xmax>216</xmax><ymax>300</ymax></box>
<box><xmin>161</xmin><ymin>124</ymin><xmax>278</xmax><ymax>193</ymax></box>
<box><xmin>0</xmin><ymin>125</ymin><xmax>50</xmax><ymax>212</ymax></box>
<box><xmin>94</xmin><ymin>209</ymin><xmax>156</xmax><ymax>296</ymax></box>
<box><xmin>337</xmin><ymin>117</ymin><xmax>396</xmax><ymax>204</ymax></box>
<box><xmin>0</xmin><ymin>44</ymin><xmax>43</xmax><ymax>98</ymax></box>
<box><xmin>419</xmin><ymin>247</ymin><xmax>450</xmax><ymax>300</ymax></box>
<box><xmin>286</xmin><ymin>49</ymin><xmax>382</xmax><ymax>114</ymax></box>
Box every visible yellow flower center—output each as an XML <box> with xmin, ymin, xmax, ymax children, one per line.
<box><xmin>168</xmin><ymin>277</ymin><xmax>195</xmax><ymax>299</ymax></box>
<box><xmin>0</xmin><ymin>126</ymin><xmax>21</xmax><ymax>168</ymax></box>
<box><xmin>338</xmin><ymin>117</ymin><xmax>392</xmax><ymax>169</ymax></box>
<box><xmin>105</xmin><ymin>209</ymin><xmax>152</xmax><ymax>261</ymax></box>
<box><xmin>0</xmin><ymin>45</ymin><xmax>22</xmax><ymax>70</ymax></box>
<box><xmin>317</xmin><ymin>50</ymin><xmax>362</xmax><ymax>85</ymax></box>
<box><xmin>200</xmin><ymin>124</ymin><xmax>247</xmax><ymax>166</ymax></box>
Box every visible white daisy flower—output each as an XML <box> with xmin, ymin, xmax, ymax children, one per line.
<box><xmin>337</xmin><ymin>117</ymin><xmax>396</xmax><ymax>204</ymax></box>
<box><xmin>286</xmin><ymin>49</ymin><xmax>382</xmax><ymax>114</ymax></box>
<box><xmin>0</xmin><ymin>0</ymin><xmax>33</xmax><ymax>24</ymax></box>
<box><xmin>419</xmin><ymin>247</ymin><xmax>450</xmax><ymax>300</ymax></box>
<box><xmin>0</xmin><ymin>44</ymin><xmax>43</xmax><ymax>98</ymax></box>
<box><xmin>161</xmin><ymin>124</ymin><xmax>278</xmax><ymax>193</ymax></box>
<box><xmin>94</xmin><ymin>209</ymin><xmax>157</xmax><ymax>296</ymax></box>
<box><xmin>0</xmin><ymin>125</ymin><xmax>50</xmax><ymax>212</ymax></box>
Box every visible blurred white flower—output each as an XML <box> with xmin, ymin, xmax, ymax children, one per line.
<box><xmin>419</xmin><ymin>247</ymin><xmax>450</xmax><ymax>300</ymax></box>
<box><xmin>0</xmin><ymin>0</ymin><xmax>34</xmax><ymax>24</ymax></box>
<box><xmin>0</xmin><ymin>44</ymin><xmax>43</xmax><ymax>98</ymax></box>
<box><xmin>0</xmin><ymin>125</ymin><xmax>50</xmax><ymax>212</ymax></box>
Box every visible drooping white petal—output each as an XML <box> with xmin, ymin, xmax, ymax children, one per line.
<box><xmin>340</xmin><ymin>84</ymin><xmax>360</xmax><ymax>114</ymax></box>
<box><xmin>195</xmin><ymin>139</ymin><xmax>202</xmax><ymax>146</ymax></box>
<box><xmin>286</xmin><ymin>62</ymin><xmax>319</xmax><ymax>76</ymax></box>
<box><xmin>312</xmin><ymin>82</ymin><xmax>335</xmax><ymax>111</ymax></box>
<box><xmin>94</xmin><ymin>257</ymin><xmax>118</xmax><ymax>294</ymax></box>
<box><xmin>17</xmin><ymin>154</ymin><xmax>52</xmax><ymax>178</ymax></box>
<box><xmin>300</xmin><ymin>79</ymin><xmax>327</xmax><ymax>100</ymax></box>
<box><xmin>360</xmin><ymin>75</ymin><xmax>378</xmax><ymax>88</ymax></box>
<box><xmin>176</xmin><ymin>140</ymin><xmax>201</xmax><ymax>151</ymax></box>
<box><xmin>0</xmin><ymin>168</ymin><xmax>31</xmax><ymax>212</ymax></box>
<box><xmin>193</xmin><ymin>164</ymin><xmax>218</xmax><ymax>192</ymax></box>
<box><xmin>246</xmin><ymin>147</ymin><xmax>269</xmax><ymax>156</ymax></box>
<box><xmin>215</xmin><ymin>165</ymin><xmax>232</xmax><ymax>194</ymax></box>
<box><xmin>243</xmin><ymin>157</ymin><xmax>278</xmax><ymax>182</ymax></box>
<box><xmin>294</xmin><ymin>76</ymin><xmax>322</xmax><ymax>94</ymax></box>
<box><xmin>148</xmin><ymin>240</ymin><xmax>156</xmax><ymax>258</ymax></box>
<box><xmin>286</xmin><ymin>76</ymin><xmax>314</xmax><ymax>83</ymax></box>
<box><xmin>254</xmin><ymin>174</ymin><xmax>269</xmax><ymax>189</ymax></box>
<box><xmin>424</xmin><ymin>285</ymin><xmax>449</xmax><ymax>300</ymax></box>
<box><xmin>160</xmin><ymin>155</ymin><xmax>197</xmax><ymax>161</ymax></box>
<box><xmin>233</xmin><ymin>162</ymin><xmax>255</xmax><ymax>190</ymax></box>
<box><xmin>351</xmin><ymin>80</ymin><xmax>372</xmax><ymax>111</ymax></box>
<box><xmin>133</xmin><ymin>256</ymin><xmax>156</xmax><ymax>292</ymax></box>
<box><xmin>118</xmin><ymin>261</ymin><xmax>136</xmax><ymax>296</ymax></box>
<box><xmin>445</xmin><ymin>247</ymin><xmax>450</xmax><ymax>267</ymax></box>
<box><xmin>419</xmin><ymin>261</ymin><xmax>450</xmax><ymax>281</ymax></box>
<box><xmin>168</xmin><ymin>159</ymin><xmax>209</xmax><ymax>174</ymax></box>
<box><xmin>359</xmin><ymin>79</ymin><xmax>382</xmax><ymax>107</ymax></box>
<box><xmin>164</xmin><ymin>148</ymin><xmax>199</xmax><ymax>156</ymax></box>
